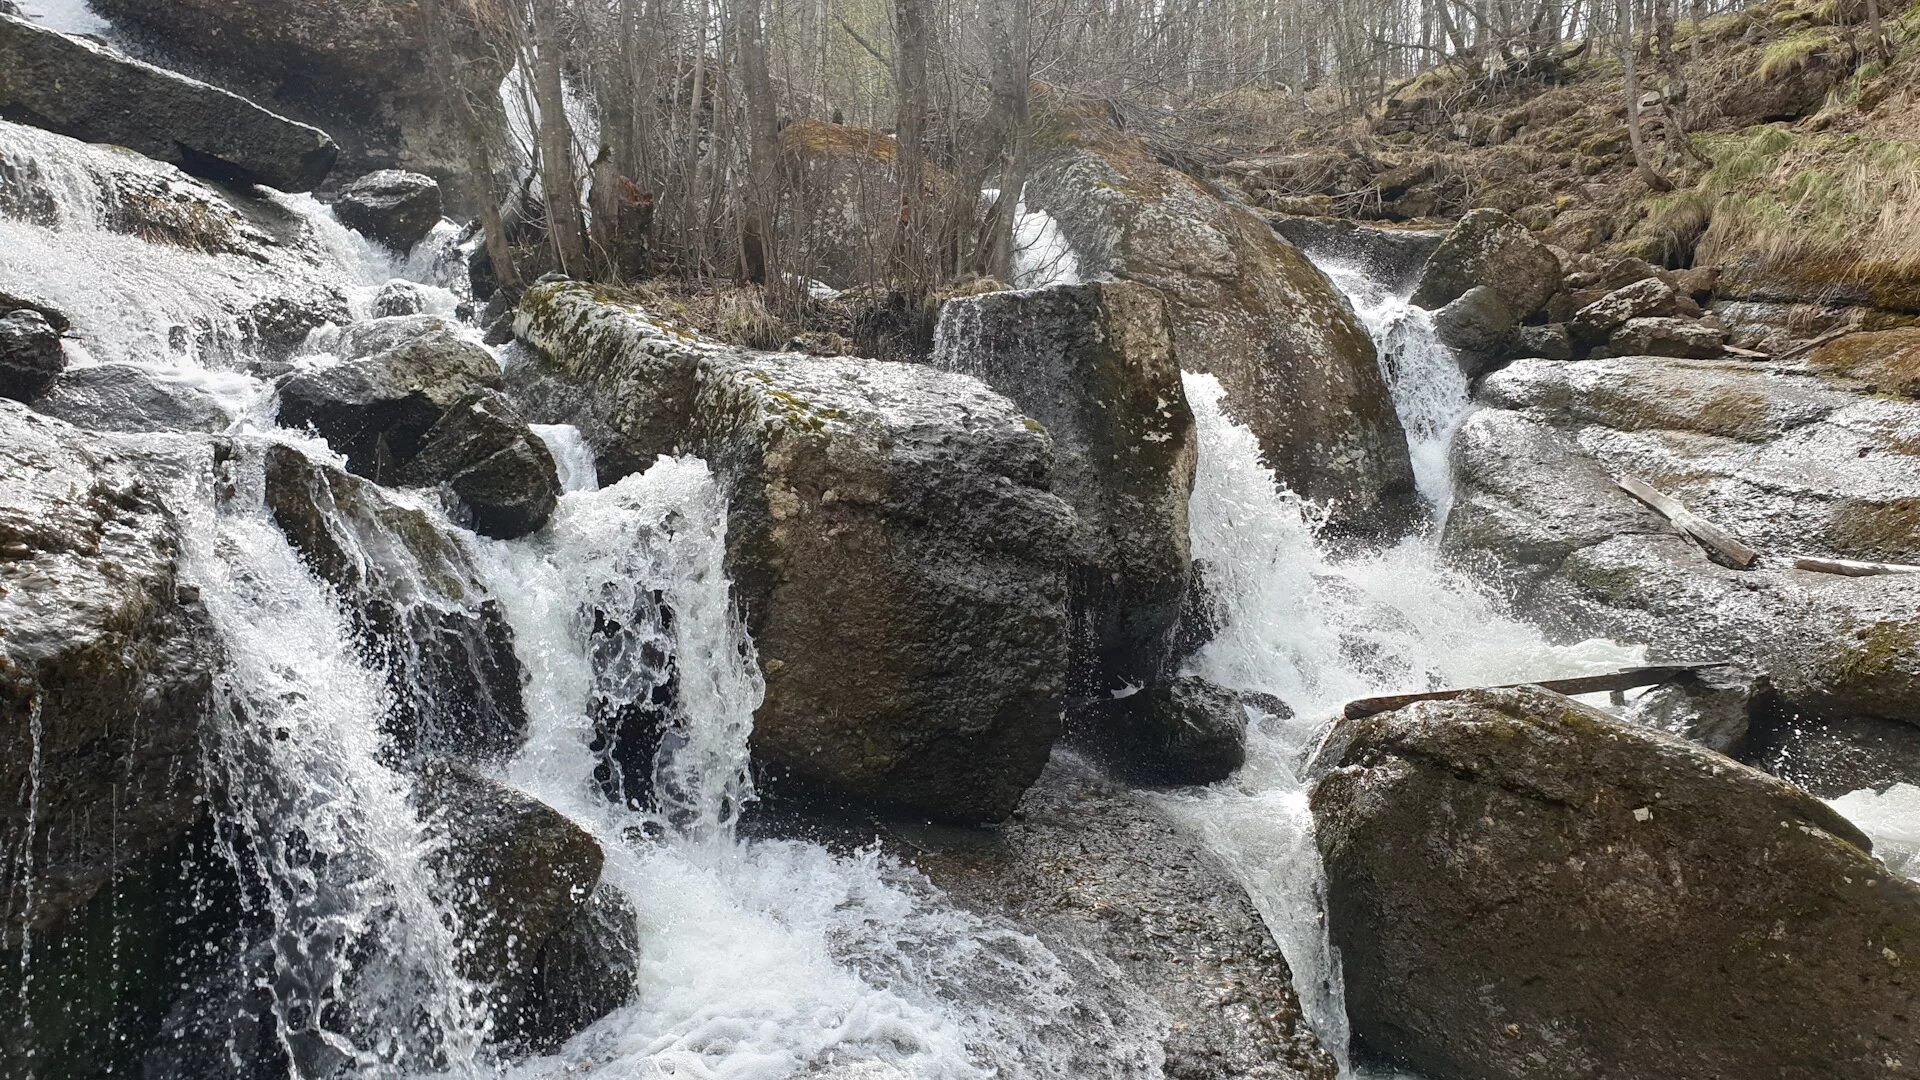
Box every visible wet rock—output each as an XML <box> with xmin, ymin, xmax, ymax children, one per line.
<box><xmin>413</xmin><ymin>760</ymin><xmax>611</xmax><ymax>1049</ymax></box>
<box><xmin>1023</xmin><ymin>122</ymin><xmax>1415</xmax><ymax>534</ymax></box>
<box><xmin>275</xmin><ymin>327</ymin><xmax>503</xmax><ymax>481</ymax></box>
<box><xmin>1312</xmin><ymin>685</ymin><xmax>1920</xmax><ymax>1080</ymax></box>
<box><xmin>1264</xmin><ymin>216</ymin><xmax>1444</xmax><ymax>293</ymax></box>
<box><xmin>522</xmin><ymin>884</ymin><xmax>641</xmax><ymax>1052</ymax></box>
<box><xmin>900</xmin><ymin>753</ymin><xmax>1338</xmax><ymax>1080</ymax></box>
<box><xmin>30</xmin><ymin>362</ymin><xmax>233</xmax><ymax>433</ymax></box>
<box><xmin>1623</xmin><ymin>665</ymin><xmax>1769</xmax><ymax>757</ymax></box>
<box><xmin>334</xmin><ymin>170</ymin><xmax>442</xmax><ymax>253</ymax></box>
<box><xmin>0</xmin><ymin>289</ymin><xmax>69</xmax><ymax>333</ymax></box>
<box><xmin>372</xmin><ymin>279</ymin><xmax>429</xmax><ymax>318</ymax></box>
<box><xmin>260</xmin><ymin>442</ymin><xmax>527</xmax><ymax>760</ymax></box>
<box><xmin>1446</xmin><ymin>360</ymin><xmax>1920</xmax><ymax>726</ymax></box>
<box><xmin>1598</xmin><ymin>315</ymin><xmax>1725</xmax><ymax>359</ymax></box>
<box><xmin>1753</xmin><ymin>711</ymin><xmax>1920</xmax><ymax>799</ymax></box>
<box><xmin>1411</xmin><ymin>207</ymin><xmax>1563</xmax><ymax>320</ymax></box>
<box><xmin>1086</xmin><ymin>675</ymin><xmax>1253</xmax><ymax>784</ymax></box>
<box><xmin>0</xmin><ymin>307</ymin><xmax>62</xmax><ymax>400</ymax></box>
<box><xmin>1429</xmin><ymin>285</ymin><xmax>1515</xmax><ymax>375</ymax></box>
<box><xmin>932</xmin><ymin>282</ymin><xmax>1196</xmax><ymax>698</ymax></box>
<box><xmin>1570</xmin><ymin>277</ymin><xmax>1697</xmax><ymax>344</ymax></box>
<box><xmin>1</xmin><ymin>404</ymin><xmax>215</xmax><ymax>944</ymax></box>
<box><xmin>398</xmin><ymin>388</ymin><xmax>560</xmax><ymax>540</ymax></box>
<box><xmin>0</xmin><ymin>12</ymin><xmax>336</xmax><ymax>191</ymax></box>
<box><xmin>1809</xmin><ymin>327</ymin><xmax>1920</xmax><ymax>398</ymax></box>
<box><xmin>1511</xmin><ymin>322</ymin><xmax>1574</xmax><ymax>360</ymax></box>
<box><xmin>694</xmin><ymin>350</ymin><xmax>1073</xmax><ymax>822</ymax></box>
<box><xmin>89</xmin><ymin>0</ymin><xmax>508</xmax><ymax>194</ymax></box>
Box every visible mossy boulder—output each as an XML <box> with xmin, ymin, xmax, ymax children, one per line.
<box><xmin>1810</xmin><ymin>327</ymin><xmax>1920</xmax><ymax>398</ymax></box>
<box><xmin>1023</xmin><ymin>121</ymin><xmax>1415</xmax><ymax>534</ymax></box>
<box><xmin>1312</xmin><ymin>685</ymin><xmax>1920</xmax><ymax>1080</ymax></box>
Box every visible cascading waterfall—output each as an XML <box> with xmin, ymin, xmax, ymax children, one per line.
<box><xmin>1159</xmin><ymin>256</ymin><xmax>1643</xmax><ymax>1078</ymax></box>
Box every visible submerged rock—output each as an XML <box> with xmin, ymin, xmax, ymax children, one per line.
<box><xmin>334</xmin><ymin>169</ymin><xmax>442</xmax><ymax>253</ymax></box>
<box><xmin>260</xmin><ymin>442</ymin><xmax>527</xmax><ymax>760</ymax></box>
<box><xmin>30</xmin><ymin>362</ymin><xmax>233</xmax><ymax>433</ymax></box>
<box><xmin>1023</xmin><ymin>114</ymin><xmax>1415</xmax><ymax>533</ymax></box>
<box><xmin>0</xmin><ymin>12</ymin><xmax>336</xmax><ymax>191</ymax></box>
<box><xmin>1</xmin><ymin>404</ymin><xmax>216</xmax><ymax>944</ymax></box>
<box><xmin>1312</xmin><ymin>686</ymin><xmax>1920</xmax><ymax>1080</ymax></box>
<box><xmin>933</xmin><ymin>282</ymin><xmax>1196</xmax><ymax>700</ymax></box>
<box><xmin>694</xmin><ymin>351</ymin><xmax>1073</xmax><ymax>822</ymax></box>
<box><xmin>0</xmin><ymin>307</ymin><xmax>62</xmax><ymax>400</ymax></box>
<box><xmin>1411</xmin><ymin>207</ymin><xmax>1562</xmax><ymax>320</ymax></box>
<box><xmin>901</xmin><ymin>753</ymin><xmax>1338</xmax><ymax>1080</ymax></box>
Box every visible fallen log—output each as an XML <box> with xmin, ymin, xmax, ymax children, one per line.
<box><xmin>1617</xmin><ymin>475</ymin><xmax>1759</xmax><ymax>569</ymax></box>
<box><xmin>1791</xmin><ymin>555</ymin><xmax>1920</xmax><ymax>578</ymax></box>
<box><xmin>1342</xmin><ymin>664</ymin><xmax>1728</xmax><ymax>720</ymax></box>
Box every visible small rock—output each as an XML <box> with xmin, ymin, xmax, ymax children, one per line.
<box><xmin>1084</xmin><ymin>675</ymin><xmax>1253</xmax><ymax>784</ymax></box>
<box><xmin>372</xmin><ymin>280</ymin><xmax>429</xmax><ymax>318</ymax></box>
<box><xmin>334</xmin><ymin>170</ymin><xmax>443</xmax><ymax>252</ymax></box>
<box><xmin>1511</xmin><ymin>322</ymin><xmax>1574</xmax><ymax>360</ymax></box>
<box><xmin>1412</xmin><ymin>207</ymin><xmax>1563</xmax><ymax>320</ymax></box>
<box><xmin>1624</xmin><ymin>666</ymin><xmax>1768</xmax><ymax>757</ymax></box>
<box><xmin>0</xmin><ymin>308</ymin><xmax>63</xmax><ymax>401</ymax></box>
<box><xmin>1431</xmin><ymin>285</ymin><xmax>1516</xmax><ymax>375</ymax></box>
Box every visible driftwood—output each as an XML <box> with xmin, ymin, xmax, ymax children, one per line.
<box><xmin>1775</xmin><ymin>325</ymin><xmax>1852</xmax><ymax>363</ymax></box>
<box><xmin>1721</xmin><ymin>344</ymin><xmax>1769</xmax><ymax>360</ymax></box>
<box><xmin>1617</xmin><ymin>475</ymin><xmax>1759</xmax><ymax>569</ymax></box>
<box><xmin>1791</xmin><ymin>555</ymin><xmax>1920</xmax><ymax>578</ymax></box>
<box><xmin>1341</xmin><ymin>664</ymin><xmax>1728</xmax><ymax>720</ymax></box>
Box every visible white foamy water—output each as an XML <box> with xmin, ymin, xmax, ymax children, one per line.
<box><xmin>1159</xmin><ymin>268</ymin><xmax>1638</xmax><ymax>1074</ymax></box>
<box><xmin>531</xmin><ymin>424</ymin><xmax>600</xmax><ymax>493</ymax></box>
<box><xmin>481</xmin><ymin>458</ymin><xmax>1144</xmax><ymax>1080</ymax></box>
<box><xmin>1830</xmin><ymin>784</ymin><xmax>1920</xmax><ymax>881</ymax></box>
<box><xmin>13</xmin><ymin>0</ymin><xmax>111</xmax><ymax>35</ymax></box>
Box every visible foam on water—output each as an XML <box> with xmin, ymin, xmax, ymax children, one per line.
<box><xmin>1830</xmin><ymin>784</ymin><xmax>1920</xmax><ymax>881</ymax></box>
<box><xmin>531</xmin><ymin>424</ymin><xmax>600</xmax><ymax>493</ymax></box>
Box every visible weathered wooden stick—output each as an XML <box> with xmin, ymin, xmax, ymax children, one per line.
<box><xmin>1791</xmin><ymin>555</ymin><xmax>1920</xmax><ymax>577</ymax></box>
<box><xmin>1341</xmin><ymin>664</ymin><xmax>1728</xmax><ymax>720</ymax></box>
<box><xmin>1617</xmin><ymin>475</ymin><xmax>1759</xmax><ymax>569</ymax></box>
<box><xmin>1721</xmin><ymin>344</ymin><xmax>1769</xmax><ymax>360</ymax></box>
<box><xmin>1775</xmin><ymin>325</ymin><xmax>1852</xmax><ymax>363</ymax></box>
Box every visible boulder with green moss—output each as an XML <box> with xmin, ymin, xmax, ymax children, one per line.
<box><xmin>692</xmin><ymin>350</ymin><xmax>1073</xmax><ymax>820</ymax></box>
<box><xmin>1312</xmin><ymin>685</ymin><xmax>1920</xmax><ymax>1080</ymax></box>
<box><xmin>1810</xmin><ymin>327</ymin><xmax>1920</xmax><ymax>398</ymax></box>
<box><xmin>1022</xmin><ymin>116</ymin><xmax>1415</xmax><ymax>534</ymax></box>
<box><xmin>777</xmin><ymin>119</ymin><xmax>947</xmax><ymax>289</ymax></box>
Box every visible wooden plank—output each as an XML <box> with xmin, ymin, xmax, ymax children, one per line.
<box><xmin>1721</xmin><ymin>344</ymin><xmax>1769</xmax><ymax>360</ymax></box>
<box><xmin>1341</xmin><ymin>664</ymin><xmax>1728</xmax><ymax>720</ymax></box>
<box><xmin>1617</xmin><ymin>475</ymin><xmax>1760</xmax><ymax>569</ymax></box>
<box><xmin>1775</xmin><ymin>325</ymin><xmax>1852</xmax><ymax>363</ymax></box>
<box><xmin>1792</xmin><ymin>555</ymin><xmax>1920</xmax><ymax>578</ymax></box>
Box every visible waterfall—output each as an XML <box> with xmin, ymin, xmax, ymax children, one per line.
<box><xmin>1158</xmin><ymin>256</ymin><xmax>1643</xmax><ymax>1078</ymax></box>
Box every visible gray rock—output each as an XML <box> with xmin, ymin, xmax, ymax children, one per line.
<box><xmin>1265</xmin><ymin>216</ymin><xmax>1444</xmax><ymax>293</ymax></box>
<box><xmin>0</xmin><ymin>12</ymin><xmax>336</xmax><ymax>191</ymax></box>
<box><xmin>398</xmin><ymin>388</ymin><xmax>559</xmax><ymax>540</ymax></box>
<box><xmin>1088</xmin><ymin>675</ymin><xmax>1252</xmax><ymax>784</ymax></box>
<box><xmin>413</xmin><ymin>760</ymin><xmax>610</xmax><ymax>1050</ymax></box>
<box><xmin>1</xmin><ymin>403</ymin><xmax>215</xmax><ymax>945</ymax></box>
<box><xmin>275</xmin><ymin>328</ymin><xmax>503</xmax><ymax>481</ymax></box>
<box><xmin>0</xmin><ymin>307</ymin><xmax>61</xmax><ymax>400</ymax></box>
<box><xmin>1024</xmin><ymin>137</ymin><xmax>1415</xmax><ymax>534</ymax></box>
<box><xmin>1570</xmin><ymin>276</ymin><xmax>1697</xmax><ymax>343</ymax></box>
<box><xmin>1312</xmin><ymin>686</ymin><xmax>1920</xmax><ymax>1080</ymax></box>
<box><xmin>932</xmin><ymin>282</ymin><xmax>1195</xmax><ymax>698</ymax></box>
<box><xmin>1599</xmin><ymin>315</ymin><xmax>1726</xmax><ymax>359</ymax></box>
<box><xmin>1411</xmin><ymin>207</ymin><xmax>1563</xmax><ymax>319</ymax></box>
<box><xmin>522</xmin><ymin>884</ymin><xmax>640</xmax><ymax>1053</ymax></box>
<box><xmin>372</xmin><ymin>279</ymin><xmax>429</xmax><ymax>318</ymax></box>
<box><xmin>30</xmin><ymin>362</ymin><xmax>232</xmax><ymax>433</ymax></box>
<box><xmin>899</xmin><ymin>752</ymin><xmax>1338</xmax><ymax>1080</ymax></box>
<box><xmin>329</xmin><ymin>314</ymin><xmax>462</xmax><ymax>360</ymax></box>
<box><xmin>776</xmin><ymin>120</ymin><xmax>914</xmax><ymax>288</ymax></box>
<box><xmin>1623</xmin><ymin>665</ymin><xmax>1768</xmax><ymax>757</ymax></box>
<box><xmin>1511</xmin><ymin>321</ymin><xmax>1574</xmax><ymax>360</ymax></box>
<box><xmin>1430</xmin><ymin>284</ymin><xmax>1515</xmax><ymax>375</ymax></box>
<box><xmin>693</xmin><ymin>350</ymin><xmax>1073</xmax><ymax>821</ymax></box>
<box><xmin>260</xmin><ymin>442</ymin><xmax>527</xmax><ymax>760</ymax></box>
<box><xmin>335</xmin><ymin>170</ymin><xmax>442</xmax><ymax>252</ymax></box>
<box><xmin>1753</xmin><ymin>712</ymin><xmax>1920</xmax><ymax>799</ymax></box>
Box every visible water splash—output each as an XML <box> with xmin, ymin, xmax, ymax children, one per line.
<box><xmin>531</xmin><ymin>424</ymin><xmax>600</xmax><ymax>494</ymax></box>
<box><xmin>1830</xmin><ymin>784</ymin><xmax>1920</xmax><ymax>881</ymax></box>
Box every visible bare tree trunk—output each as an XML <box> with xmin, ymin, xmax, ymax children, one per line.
<box><xmin>978</xmin><ymin>0</ymin><xmax>1031</xmax><ymax>282</ymax></box>
<box><xmin>1864</xmin><ymin>0</ymin><xmax>1889</xmax><ymax>62</ymax></box>
<box><xmin>423</xmin><ymin>0</ymin><xmax>520</xmax><ymax>295</ymax></box>
<box><xmin>530</xmin><ymin>3</ymin><xmax>589</xmax><ymax>272</ymax></box>
<box><xmin>891</xmin><ymin>0</ymin><xmax>933</xmax><ymax>290</ymax></box>
<box><xmin>1617</xmin><ymin>0</ymin><xmax>1672</xmax><ymax>191</ymax></box>
<box><xmin>736</xmin><ymin>0</ymin><xmax>781</xmax><ymax>283</ymax></box>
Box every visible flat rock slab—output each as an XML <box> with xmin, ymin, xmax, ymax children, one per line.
<box><xmin>0</xmin><ymin>13</ymin><xmax>336</xmax><ymax>191</ymax></box>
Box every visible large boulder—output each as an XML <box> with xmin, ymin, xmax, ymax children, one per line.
<box><xmin>932</xmin><ymin>282</ymin><xmax>1195</xmax><ymax>698</ymax></box>
<box><xmin>1312</xmin><ymin>686</ymin><xmax>1920</xmax><ymax>1080</ymax></box>
<box><xmin>334</xmin><ymin>169</ymin><xmax>442</xmax><ymax>252</ymax></box>
<box><xmin>90</xmin><ymin>0</ymin><xmax>508</xmax><ymax>196</ymax></box>
<box><xmin>1</xmin><ymin>404</ymin><xmax>216</xmax><ymax>944</ymax></box>
<box><xmin>260</xmin><ymin>442</ymin><xmax>527</xmax><ymax>760</ymax></box>
<box><xmin>30</xmin><ymin>362</ymin><xmax>235</xmax><ymax>433</ymax></box>
<box><xmin>777</xmin><ymin>119</ymin><xmax>926</xmax><ymax>289</ymax></box>
<box><xmin>397</xmin><ymin>387</ymin><xmax>561</xmax><ymax>540</ymax></box>
<box><xmin>0</xmin><ymin>12</ymin><xmax>336</xmax><ymax>191</ymax></box>
<box><xmin>275</xmin><ymin>327</ymin><xmax>505</xmax><ymax>481</ymax></box>
<box><xmin>1411</xmin><ymin>207</ymin><xmax>1563</xmax><ymax>320</ymax></box>
<box><xmin>1023</xmin><ymin>113</ymin><xmax>1415</xmax><ymax>533</ymax></box>
<box><xmin>1429</xmin><ymin>284</ymin><xmax>1515</xmax><ymax>375</ymax></box>
<box><xmin>1445</xmin><ymin>356</ymin><xmax>1920</xmax><ymax>726</ymax></box>
<box><xmin>899</xmin><ymin>753</ymin><xmax>1338</xmax><ymax>1080</ymax></box>
<box><xmin>1809</xmin><ymin>327</ymin><xmax>1920</xmax><ymax>399</ymax></box>
<box><xmin>1598</xmin><ymin>316</ymin><xmax>1726</xmax><ymax>359</ymax></box>
<box><xmin>1569</xmin><ymin>276</ymin><xmax>1698</xmax><ymax>344</ymax></box>
<box><xmin>0</xmin><ymin>307</ymin><xmax>61</xmax><ymax>400</ymax></box>
<box><xmin>693</xmin><ymin>351</ymin><xmax>1073</xmax><ymax>821</ymax></box>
